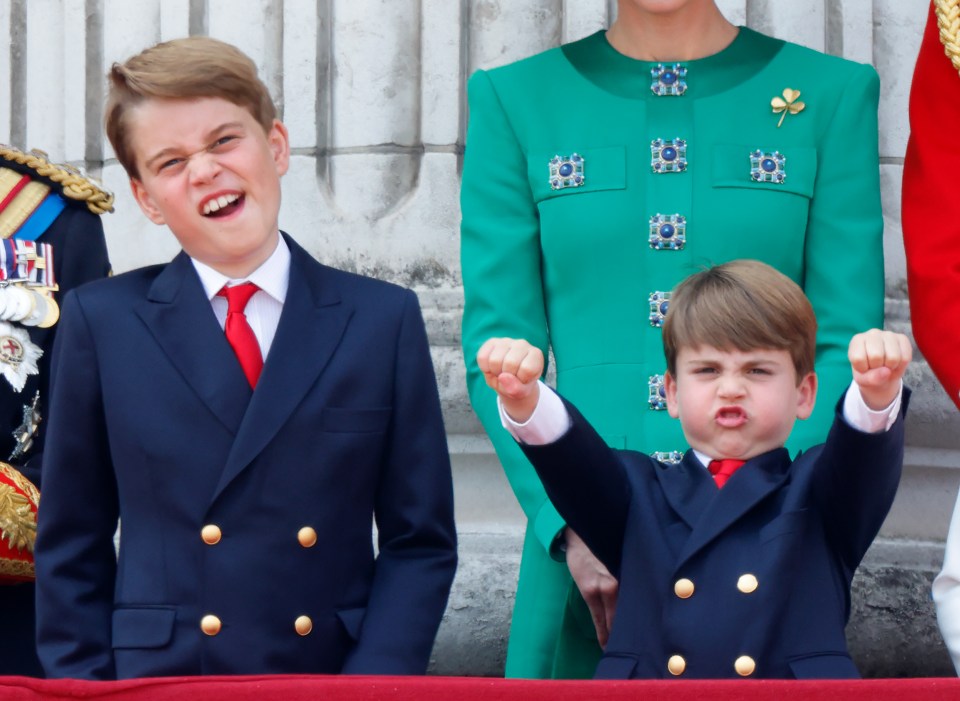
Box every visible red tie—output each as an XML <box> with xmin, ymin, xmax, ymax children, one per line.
<box><xmin>217</xmin><ymin>282</ymin><xmax>263</xmax><ymax>388</ymax></box>
<box><xmin>708</xmin><ymin>459</ymin><xmax>746</xmax><ymax>488</ymax></box>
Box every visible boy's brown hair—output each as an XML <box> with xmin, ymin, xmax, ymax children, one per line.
<box><xmin>662</xmin><ymin>260</ymin><xmax>817</xmax><ymax>383</ymax></box>
<box><xmin>105</xmin><ymin>36</ymin><xmax>277</xmax><ymax>179</ymax></box>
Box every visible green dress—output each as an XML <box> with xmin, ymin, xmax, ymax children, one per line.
<box><xmin>460</xmin><ymin>27</ymin><xmax>883</xmax><ymax>679</ymax></box>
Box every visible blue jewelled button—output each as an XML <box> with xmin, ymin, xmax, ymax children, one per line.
<box><xmin>651</xmin><ymin>138</ymin><xmax>687</xmax><ymax>173</ymax></box>
<box><xmin>750</xmin><ymin>149</ymin><xmax>787</xmax><ymax>184</ymax></box>
<box><xmin>649</xmin><ymin>214</ymin><xmax>687</xmax><ymax>250</ymax></box>
<box><xmin>650</xmin><ymin>63</ymin><xmax>688</xmax><ymax>97</ymax></box>
<box><xmin>649</xmin><ymin>291</ymin><xmax>672</xmax><ymax>328</ymax></box>
<box><xmin>648</xmin><ymin>375</ymin><xmax>667</xmax><ymax>411</ymax></box>
<box><xmin>548</xmin><ymin>153</ymin><xmax>586</xmax><ymax>190</ymax></box>
<box><xmin>651</xmin><ymin>450</ymin><xmax>685</xmax><ymax>466</ymax></box>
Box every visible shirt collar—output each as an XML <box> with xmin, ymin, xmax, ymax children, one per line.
<box><xmin>693</xmin><ymin>450</ymin><xmax>712</xmax><ymax>470</ymax></box>
<box><xmin>191</xmin><ymin>233</ymin><xmax>290</xmax><ymax>304</ymax></box>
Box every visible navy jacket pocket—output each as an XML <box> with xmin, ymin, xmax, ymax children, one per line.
<box><xmin>318</xmin><ymin>407</ymin><xmax>391</xmax><ymax>433</ymax></box>
<box><xmin>112</xmin><ymin>607</ymin><xmax>176</xmax><ymax>649</ymax></box>
<box><xmin>336</xmin><ymin>606</ymin><xmax>367</xmax><ymax>641</ymax></box>
<box><xmin>760</xmin><ymin>508</ymin><xmax>809</xmax><ymax>544</ymax></box>
<box><xmin>788</xmin><ymin>651</ymin><xmax>860</xmax><ymax>679</ymax></box>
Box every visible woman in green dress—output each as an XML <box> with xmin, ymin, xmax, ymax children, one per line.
<box><xmin>460</xmin><ymin>0</ymin><xmax>883</xmax><ymax>679</ymax></box>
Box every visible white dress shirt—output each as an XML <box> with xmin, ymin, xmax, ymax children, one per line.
<box><xmin>501</xmin><ymin>380</ymin><xmax>902</xmax><ymax>467</ymax></box>
<box><xmin>191</xmin><ymin>234</ymin><xmax>289</xmax><ymax>360</ymax></box>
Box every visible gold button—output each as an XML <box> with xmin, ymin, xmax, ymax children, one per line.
<box><xmin>674</xmin><ymin>578</ymin><xmax>695</xmax><ymax>599</ymax></box>
<box><xmin>201</xmin><ymin>524</ymin><xmax>222</xmax><ymax>545</ymax></box>
<box><xmin>200</xmin><ymin>614</ymin><xmax>221</xmax><ymax>636</ymax></box>
<box><xmin>667</xmin><ymin>654</ymin><xmax>686</xmax><ymax>676</ymax></box>
<box><xmin>735</xmin><ymin>655</ymin><xmax>756</xmax><ymax>676</ymax></box>
<box><xmin>297</xmin><ymin>527</ymin><xmax>318</xmax><ymax>548</ymax></box>
<box><xmin>737</xmin><ymin>574</ymin><xmax>759</xmax><ymax>594</ymax></box>
<box><xmin>294</xmin><ymin>615</ymin><xmax>313</xmax><ymax>636</ymax></box>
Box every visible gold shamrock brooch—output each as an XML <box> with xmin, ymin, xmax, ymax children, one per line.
<box><xmin>771</xmin><ymin>88</ymin><xmax>805</xmax><ymax>128</ymax></box>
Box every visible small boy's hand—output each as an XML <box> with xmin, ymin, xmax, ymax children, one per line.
<box><xmin>848</xmin><ymin>329</ymin><xmax>912</xmax><ymax>410</ymax></box>
<box><xmin>477</xmin><ymin>338</ymin><xmax>544</xmax><ymax>423</ymax></box>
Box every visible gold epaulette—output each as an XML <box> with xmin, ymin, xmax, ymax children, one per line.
<box><xmin>0</xmin><ymin>145</ymin><xmax>114</xmax><ymax>215</ymax></box>
<box><xmin>936</xmin><ymin>0</ymin><xmax>960</xmax><ymax>78</ymax></box>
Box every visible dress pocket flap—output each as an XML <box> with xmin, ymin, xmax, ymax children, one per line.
<box><xmin>112</xmin><ymin>607</ymin><xmax>176</xmax><ymax>649</ymax></box>
<box><xmin>529</xmin><ymin>146</ymin><xmax>626</xmax><ymax>203</ymax></box>
<box><xmin>712</xmin><ymin>144</ymin><xmax>816</xmax><ymax>199</ymax></box>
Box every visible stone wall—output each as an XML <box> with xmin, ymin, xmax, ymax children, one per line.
<box><xmin>2</xmin><ymin>0</ymin><xmax>955</xmax><ymax>677</ymax></box>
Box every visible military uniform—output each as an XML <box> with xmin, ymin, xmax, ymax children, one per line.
<box><xmin>0</xmin><ymin>145</ymin><xmax>111</xmax><ymax>676</ymax></box>
<box><xmin>460</xmin><ymin>27</ymin><xmax>884</xmax><ymax>678</ymax></box>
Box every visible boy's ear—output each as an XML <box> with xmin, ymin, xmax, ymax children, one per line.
<box><xmin>268</xmin><ymin>119</ymin><xmax>290</xmax><ymax>177</ymax></box>
<box><xmin>795</xmin><ymin>371</ymin><xmax>817</xmax><ymax>420</ymax></box>
<box><xmin>664</xmin><ymin>371</ymin><xmax>680</xmax><ymax>419</ymax></box>
<box><xmin>129</xmin><ymin>177</ymin><xmax>166</xmax><ymax>225</ymax></box>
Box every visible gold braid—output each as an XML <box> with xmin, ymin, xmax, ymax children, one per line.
<box><xmin>935</xmin><ymin>0</ymin><xmax>960</xmax><ymax>77</ymax></box>
<box><xmin>0</xmin><ymin>145</ymin><xmax>114</xmax><ymax>215</ymax></box>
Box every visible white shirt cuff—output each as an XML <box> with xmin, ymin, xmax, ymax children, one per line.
<box><xmin>842</xmin><ymin>381</ymin><xmax>902</xmax><ymax>433</ymax></box>
<box><xmin>498</xmin><ymin>381</ymin><xmax>571</xmax><ymax>445</ymax></box>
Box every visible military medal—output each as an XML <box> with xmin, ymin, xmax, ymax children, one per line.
<box><xmin>0</xmin><ymin>322</ymin><xmax>41</xmax><ymax>392</ymax></box>
<box><xmin>9</xmin><ymin>392</ymin><xmax>40</xmax><ymax>461</ymax></box>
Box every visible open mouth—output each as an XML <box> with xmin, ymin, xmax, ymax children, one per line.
<box><xmin>202</xmin><ymin>193</ymin><xmax>244</xmax><ymax>218</ymax></box>
<box><xmin>715</xmin><ymin>406</ymin><xmax>747</xmax><ymax>427</ymax></box>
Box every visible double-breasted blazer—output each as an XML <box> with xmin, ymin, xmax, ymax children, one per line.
<box><xmin>519</xmin><ymin>392</ymin><xmax>906</xmax><ymax>679</ymax></box>
<box><xmin>35</xmin><ymin>234</ymin><xmax>457</xmax><ymax>679</ymax></box>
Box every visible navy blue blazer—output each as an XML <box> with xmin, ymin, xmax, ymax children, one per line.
<box><xmin>521</xmin><ymin>391</ymin><xmax>908</xmax><ymax>680</ymax></box>
<box><xmin>35</xmin><ymin>234</ymin><xmax>457</xmax><ymax>679</ymax></box>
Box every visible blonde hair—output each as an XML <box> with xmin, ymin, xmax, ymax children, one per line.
<box><xmin>105</xmin><ymin>36</ymin><xmax>277</xmax><ymax>179</ymax></box>
<box><xmin>662</xmin><ymin>260</ymin><xmax>817</xmax><ymax>383</ymax></box>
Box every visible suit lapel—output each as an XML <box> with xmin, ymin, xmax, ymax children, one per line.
<box><xmin>212</xmin><ymin>237</ymin><xmax>352</xmax><ymax>502</ymax></box>
<box><xmin>654</xmin><ymin>452</ymin><xmax>717</xmax><ymax>529</ymax></box>
<box><xmin>135</xmin><ymin>252</ymin><xmax>251</xmax><ymax>435</ymax></box>
<box><xmin>674</xmin><ymin>448</ymin><xmax>792</xmax><ymax>567</ymax></box>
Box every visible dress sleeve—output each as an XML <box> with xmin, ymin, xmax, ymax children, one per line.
<box><xmin>790</xmin><ymin>62</ymin><xmax>884</xmax><ymax>454</ymax></box>
<box><xmin>460</xmin><ymin>69</ymin><xmax>566</xmax><ymax>554</ymax></box>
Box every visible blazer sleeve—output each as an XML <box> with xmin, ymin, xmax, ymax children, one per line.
<box><xmin>341</xmin><ymin>290</ymin><xmax>457</xmax><ymax>674</ymax></box>
<box><xmin>812</xmin><ymin>388</ymin><xmax>909</xmax><ymax>576</ymax></box>
<box><xmin>790</xmin><ymin>62</ymin><xmax>884</xmax><ymax>454</ymax></box>
<box><xmin>34</xmin><ymin>291</ymin><xmax>119</xmax><ymax>680</ymax></box>
<box><xmin>903</xmin><ymin>3</ymin><xmax>960</xmax><ymax>411</ymax></box>
<box><xmin>934</xmin><ymin>487</ymin><xmax>960</xmax><ymax>675</ymax></box>
<box><xmin>519</xmin><ymin>398</ymin><xmax>633</xmax><ymax>578</ymax></box>
<box><xmin>460</xmin><ymin>69</ymin><xmax>567</xmax><ymax>555</ymax></box>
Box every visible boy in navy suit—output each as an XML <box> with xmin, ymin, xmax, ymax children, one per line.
<box><xmin>478</xmin><ymin>260</ymin><xmax>910</xmax><ymax>679</ymax></box>
<box><xmin>35</xmin><ymin>37</ymin><xmax>456</xmax><ymax>679</ymax></box>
